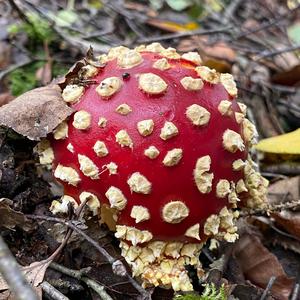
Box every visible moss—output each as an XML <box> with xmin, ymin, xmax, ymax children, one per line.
<box><xmin>174</xmin><ymin>284</ymin><xmax>227</xmax><ymax>300</ymax></box>
<box><xmin>9</xmin><ymin>62</ymin><xmax>42</xmax><ymax>96</ymax></box>
<box><xmin>9</xmin><ymin>62</ymin><xmax>69</xmax><ymax>96</ymax></box>
<box><xmin>8</xmin><ymin>12</ymin><xmax>54</xmax><ymax>45</ymax></box>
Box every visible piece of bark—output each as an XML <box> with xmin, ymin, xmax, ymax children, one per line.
<box><xmin>0</xmin><ymin>85</ymin><xmax>73</xmax><ymax>141</ymax></box>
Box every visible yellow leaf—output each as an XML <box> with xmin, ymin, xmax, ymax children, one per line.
<box><xmin>147</xmin><ymin>19</ymin><xmax>199</xmax><ymax>32</ymax></box>
<box><xmin>255</xmin><ymin>128</ymin><xmax>300</xmax><ymax>154</ymax></box>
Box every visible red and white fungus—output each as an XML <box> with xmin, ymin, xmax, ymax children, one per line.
<box><xmin>37</xmin><ymin>43</ymin><xmax>268</xmax><ymax>291</ymax></box>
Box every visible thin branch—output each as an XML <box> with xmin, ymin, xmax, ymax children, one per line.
<box><xmin>256</xmin><ymin>44</ymin><xmax>300</xmax><ymax>59</ymax></box>
<box><xmin>260</xmin><ymin>276</ymin><xmax>276</xmax><ymax>300</ymax></box>
<box><xmin>137</xmin><ymin>26</ymin><xmax>233</xmax><ymax>44</ymax></box>
<box><xmin>50</xmin><ymin>263</ymin><xmax>113</xmax><ymax>300</ymax></box>
<box><xmin>21</xmin><ymin>0</ymin><xmax>111</xmax><ymax>53</ymax></box>
<box><xmin>291</xmin><ymin>283</ymin><xmax>300</xmax><ymax>300</ymax></box>
<box><xmin>261</xmin><ymin>163</ymin><xmax>300</xmax><ymax>176</ymax></box>
<box><xmin>0</xmin><ymin>59</ymin><xmax>36</xmax><ymax>81</ymax></box>
<box><xmin>223</xmin><ymin>0</ymin><xmax>243</xmax><ymax>23</ymax></box>
<box><xmin>0</xmin><ymin>235</ymin><xmax>38</xmax><ymax>300</ymax></box>
<box><xmin>40</xmin><ymin>281</ymin><xmax>69</xmax><ymax>300</ymax></box>
<box><xmin>26</xmin><ymin>214</ymin><xmax>151</xmax><ymax>299</ymax></box>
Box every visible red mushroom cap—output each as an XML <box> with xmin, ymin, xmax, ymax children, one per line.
<box><xmin>45</xmin><ymin>44</ymin><xmax>268</xmax><ymax>291</ymax></box>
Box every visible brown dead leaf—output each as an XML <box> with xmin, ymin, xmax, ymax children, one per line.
<box><xmin>0</xmin><ymin>92</ymin><xmax>14</xmax><ymax>107</ymax></box>
<box><xmin>0</xmin><ymin>41</ymin><xmax>11</xmax><ymax>69</ymax></box>
<box><xmin>203</xmin><ymin>58</ymin><xmax>232</xmax><ymax>73</ymax></box>
<box><xmin>55</xmin><ymin>59</ymin><xmax>85</xmax><ymax>89</ymax></box>
<box><xmin>233</xmin><ymin>233</ymin><xmax>294</xmax><ymax>300</ymax></box>
<box><xmin>124</xmin><ymin>1</ymin><xmax>157</xmax><ymax>17</ymax></box>
<box><xmin>0</xmin><ymin>85</ymin><xmax>73</xmax><ymax>140</ymax></box>
<box><xmin>272</xmin><ymin>210</ymin><xmax>300</xmax><ymax>240</ymax></box>
<box><xmin>0</xmin><ymin>290</ymin><xmax>13</xmax><ymax>299</ymax></box>
<box><xmin>35</xmin><ymin>62</ymin><xmax>52</xmax><ymax>86</ymax></box>
<box><xmin>268</xmin><ymin>176</ymin><xmax>300</xmax><ymax>205</ymax></box>
<box><xmin>272</xmin><ymin>48</ymin><xmax>299</xmax><ymax>72</ymax></box>
<box><xmin>271</xmin><ymin>64</ymin><xmax>300</xmax><ymax>86</ymax></box>
<box><xmin>0</xmin><ymin>198</ymin><xmax>34</xmax><ymax>231</ymax></box>
<box><xmin>0</xmin><ymin>260</ymin><xmax>50</xmax><ymax>300</ymax></box>
<box><xmin>178</xmin><ymin>36</ymin><xmax>236</xmax><ymax>63</ymax></box>
<box><xmin>22</xmin><ymin>260</ymin><xmax>51</xmax><ymax>287</ymax></box>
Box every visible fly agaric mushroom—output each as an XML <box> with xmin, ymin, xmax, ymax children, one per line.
<box><xmin>41</xmin><ymin>43</ymin><xmax>268</xmax><ymax>291</ymax></box>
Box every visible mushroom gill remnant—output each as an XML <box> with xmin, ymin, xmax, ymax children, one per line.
<box><xmin>42</xmin><ymin>44</ymin><xmax>268</xmax><ymax>291</ymax></box>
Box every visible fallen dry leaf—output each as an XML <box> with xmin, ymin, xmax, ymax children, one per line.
<box><xmin>255</xmin><ymin>128</ymin><xmax>300</xmax><ymax>155</ymax></box>
<box><xmin>0</xmin><ymin>85</ymin><xmax>73</xmax><ymax>140</ymax></box>
<box><xmin>0</xmin><ymin>290</ymin><xmax>14</xmax><ymax>300</ymax></box>
<box><xmin>272</xmin><ymin>48</ymin><xmax>299</xmax><ymax>72</ymax></box>
<box><xmin>0</xmin><ymin>41</ymin><xmax>11</xmax><ymax>69</ymax></box>
<box><xmin>124</xmin><ymin>1</ymin><xmax>157</xmax><ymax>17</ymax></box>
<box><xmin>146</xmin><ymin>18</ymin><xmax>199</xmax><ymax>32</ymax></box>
<box><xmin>0</xmin><ymin>260</ymin><xmax>51</xmax><ymax>300</ymax></box>
<box><xmin>0</xmin><ymin>92</ymin><xmax>14</xmax><ymax>107</ymax></box>
<box><xmin>22</xmin><ymin>260</ymin><xmax>51</xmax><ymax>287</ymax></box>
<box><xmin>233</xmin><ymin>233</ymin><xmax>294</xmax><ymax>299</ymax></box>
<box><xmin>272</xmin><ymin>210</ymin><xmax>300</xmax><ymax>240</ymax></box>
<box><xmin>178</xmin><ymin>36</ymin><xmax>236</xmax><ymax>63</ymax></box>
<box><xmin>55</xmin><ymin>59</ymin><xmax>85</xmax><ymax>89</ymax></box>
<box><xmin>0</xmin><ymin>198</ymin><xmax>34</xmax><ymax>231</ymax></box>
<box><xmin>36</xmin><ymin>61</ymin><xmax>52</xmax><ymax>86</ymax></box>
<box><xmin>268</xmin><ymin>176</ymin><xmax>300</xmax><ymax>205</ymax></box>
<box><xmin>271</xmin><ymin>64</ymin><xmax>300</xmax><ymax>86</ymax></box>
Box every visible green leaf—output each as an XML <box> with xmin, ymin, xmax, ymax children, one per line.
<box><xmin>88</xmin><ymin>0</ymin><xmax>103</xmax><ymax>9</ymax></box>
<box><xmin>288</xmin><ymin>22</ymin><xmax>300</xmax><ymax>44</ymax></box>
<box><xmin>26</xmin><ymin>13</ymin><xmax>54</xmax><ymax>42</ymax></box>
<box><xmin>51</xmin><ymin>9</ymin><xmax>78</xmax><ymax>27</ymax></box>
<box><xmin>149</xmin><ymin>0</ymin><xmax>164</xmax><ymax>10</ymax></box>
<box><xmin>7</xmin><ymin>24</ymin><xmax>19</xmax><ymax>35</ymax></box>
<box><xmin>166</xmin><ymin>0</ymin><xmax>194</xmax><ymax>11</ymax></box>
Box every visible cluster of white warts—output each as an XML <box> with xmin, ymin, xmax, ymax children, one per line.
<box><xmin>37</xmin><ymin>44</ymin><xmax>268</xmax><ymax>291</ymax></box>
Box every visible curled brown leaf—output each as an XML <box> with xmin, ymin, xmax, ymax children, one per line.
<box><xmin>0</xmin><ymin>85</ymin><xmax>73</xmax><ymax>140</ymax></box>
<box><xmin>273</xmin><ymin>210</ymin><xmax>300</xmax><ymax>240</ymax></box>
<box><xmin>233</xmin><ymin>233</ymin><xmax>294</xmax><ymax>300</ymax></box>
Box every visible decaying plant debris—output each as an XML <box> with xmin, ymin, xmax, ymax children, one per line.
<box><xmin>0</xmin><ymin>0</ymin><xmax>299</xmax><ymax>299</ymax></box>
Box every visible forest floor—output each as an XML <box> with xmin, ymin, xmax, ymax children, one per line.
<box><xmin>0</xmin><ymin>0</ymin><xmax>300</xmax><ymax>299</ymax></box>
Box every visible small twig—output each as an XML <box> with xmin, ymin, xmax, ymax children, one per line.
<box><xmin>202</xmin><ymin>248</ymin><xmax>214</xmax><ymax>263</ymax></box>
<box><xmin>261</xmin><ymin>172</ymin><xmax>288</xmax><ymax>179</ymax></box>
<box><xmin>261</xmin><ymin>163</ymin><xmax>300</xmax><ymax>176</ymax></box>
<box><xmin>223</xmin><ymin>0</ymin><xmax>242</xmax><ymax>23</ymax></box>
<box><xmin>26</xmin><ymin>214</ymin><xmax>151</xmax><ymax>299</ymax></box>
<box><xmin>230</xmin><ymin>3</ymin><xmax>300</xmax><ymax>42</ymax></box>
<box><xmin>137</xmin><ymin>26</ymin><xmax>233</xmax><ymax>44</ymax></box>
<box><xmin>256</xmin><ymin>44</ymin><xmax>300</xmax><ymax>59</ymax></box>
<box><xmin>22</xmin><ymin>198</ymin><xmax>90</xmax><ymax>278</ymax></box>
<box><xmin>21</xmin><ymin>0</ymin><xmax>111</xmax><ymax>53</ymax></box>
<box><xmin>255</xmin><ymin>216</ymin><xmax>300</xmax><ymax>243</ymax></box>
<box><xmin>291</xmin><ymin>283</ymin><xmax>300</xmax><ymax>300</ymax></box>
<box><xmin>260</xmin><ymin>276</ymin><xmax>276</xmax><ymax>300</ymax></box>
<box><xmin>50</xmin><ymin>263</ymin><xmax>113</xmax><ymax>300</ymax></box>
<box><xmin>0</xmin><ymin>59</ymin><xmax>37</xmax><ymax>81</ymax></box>
<box><xmin>0</xmin><ymin>235</ymin><xmax>38</xmax><ymax>300</ymax></box>
<box><xmin>240</xmin><ymin>199</ymin><xmax>300</xmax><ymax>217</ymax></box>
<box><xmin>40</xmin><ymin>281</ymin><xmax>69</xmax><ymax>300</ymax></box>
<box><xmin>46</xmin><ymin>278</ymin><xmax>84</xmax><ymax>292</ymax></box>
<box><xmin>8</xmin><ymin>0</ymin><xmax>33</xmax><ymax>25</ymax></box>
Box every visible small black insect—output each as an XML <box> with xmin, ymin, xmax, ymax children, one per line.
<box><xmin>122</xmin><ymin>73</ymin><xmax>130</xmax><ymax>79</ymax></box>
